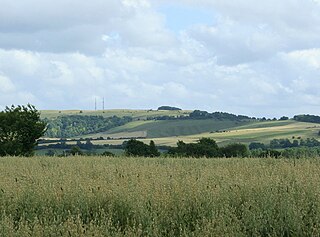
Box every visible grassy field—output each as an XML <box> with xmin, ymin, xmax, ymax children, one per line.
<box><xmin>1</xmin><ymin>156</ymin><xmax>320</xmax><ymax>236</ymax></box>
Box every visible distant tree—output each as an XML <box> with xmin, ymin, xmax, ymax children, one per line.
<box><xmin>45</xmin><ymin>149</ymin><xmax>56</xmax><ymax>157</ymax></box>
<box><xmin>292</xmin><ymin>140</ymin><xmax>299</xmax><ymax>147</ymax></box>
<box><xmin>221</xmin><ymin>143</ymin><xmax>249</xmax><ymax>158</ymax></box>
<box><xmin>157</xmin><ymin>106</ymin><xmax>182</xmax><ymax>111</ymax></box>
<box><xmin>149</xmin><ymin>140</ymin><xmax>160</xmax><ymax>157</ymax></box>
<box><xmin>125</xmin><ymin>139</ymin><xmax>160</xmax><ymax>157</ymax></box>
<box><xmin>294</xmin><ymin>114</ymin><xmax>320</xmax><ymax>123</ymax></box>
<box><xmin>101</xmin><ymin>151</ymin><xmax>115</xmax><ymax>157</ymax></box>
<box><xmin>0</xmin><ymin>104</ymin><xmax>46</xmax><ymax>156</ymax></box>
<box><xmin>168</xmin><ymin>138</ymin><xmax>221</xmax><ymax>158</ymax></box>
<box><xmin>258</xmin><ymin>149</ymin><xmax>282</xmax><ymax>158</ymax></box>
<box><xmin>85</xmin><ymin>139</ymin><xmax>94</xmax><ymax>150</ymax></box>
<box><xmin>279</xmin><ymin>116</ymin><xmax>289</xmax><ymax>121</ymax></box>
<box><xmin>249</xmin><ymin>142</ymin><xmax>266</xmax><ymax>150</ymax></box>
<box><xmin>69</xmin><ymin>146</ymin><xmax>83</xmax><ymax>156</ymax></box>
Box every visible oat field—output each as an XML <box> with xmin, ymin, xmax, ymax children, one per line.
<box><xmin>1</xmin><ymin>156</ymin><xmax>320</xmax><ymax>236</ymax></box>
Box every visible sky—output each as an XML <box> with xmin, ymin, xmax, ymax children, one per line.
<box><xmin>1</xmin><ymin>0</ymin><xmax>320</xmax><ymax>117</ymax></box>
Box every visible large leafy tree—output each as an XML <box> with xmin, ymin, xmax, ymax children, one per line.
<box><xmin>0</xmin><ymin>104</ymin><xmax>47</xmax><ymax>156</ymax></box>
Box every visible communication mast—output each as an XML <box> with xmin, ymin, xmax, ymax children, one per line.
<box><xmin>102</xmin><ymin>97</ymin><xmax>105</xmax><ymax>111</ymax></box>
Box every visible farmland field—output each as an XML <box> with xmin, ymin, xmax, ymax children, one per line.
<box><xmin>1</xmin><ymin>156</ymin><xmax>320</xmax><ymax>236</ymax></box>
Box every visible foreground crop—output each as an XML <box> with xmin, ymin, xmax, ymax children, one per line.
<box><xmin>0</xmin><ymin>157</ymin><xmax>320</xmax><ymax>236</ymax></box>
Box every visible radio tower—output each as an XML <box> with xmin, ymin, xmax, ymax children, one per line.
<box><xmin>102</xmin><ymin>97</ymin><xmax>105</xmax><ymax>111</ymax></box>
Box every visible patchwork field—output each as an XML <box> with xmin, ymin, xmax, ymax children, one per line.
<box><xmin>1</xmin><ymin>156</ymin><xmax>320</xmax><ymax>236</ymax></box>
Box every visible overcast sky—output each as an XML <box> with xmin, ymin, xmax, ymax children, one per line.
<box><xmin>1</xmin><ymin>0</ymin><xmax>320</xmax><ymax>117</ymax></box>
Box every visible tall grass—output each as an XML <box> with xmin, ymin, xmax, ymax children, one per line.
<box><xmin>1</xmin><ymin>157</ymin><xmax>320</xmax><ymax>236</ymax></box>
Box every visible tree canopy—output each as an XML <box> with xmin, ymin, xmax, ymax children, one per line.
<box><xmin>125</xmin><ymin>139</ymin><xmax>160</xmax><ymax>157</ymax></box>
<box><xmin>44</xmin><ymin>115</ymin><xmax>132</xmax><ymax>138</ymax></box>
<box><xmin>0</xmin><ymin>104</ymin><xmax>46</xmax><ymax>156</ymax></box>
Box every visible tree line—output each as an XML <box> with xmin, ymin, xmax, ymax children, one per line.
<box><xmin>249</xmin><ymin>138</ymin><xmax>320</xmax><ymax>150</ymax></box>
<box><xmin>124</xmin><ymin>138</ymin><xmax>248</xmax><ymax>158</ymax></box>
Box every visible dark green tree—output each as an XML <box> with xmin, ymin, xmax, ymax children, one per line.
<box><xmin>69</xmin><ymin>146</ymin><xmax>83</xmax><ymax>156</ymax></box>
<box><xmin>125</xmin><ymin>139</ymin><xmax>149</xmax><ymax>157</ymax></box>
<box><xmin>101</xmin><ymin>151</ymin><xmax>115</xmax><ymax>157</ymax></box>
<box><xmin>221</xmin><ymin>143</ymin><xmax>249</xmax><ymax>158</ymax></box>
<box><xmin>149</xmin><ymin>140</ymin><xmax>160</xmax><ymax>157</ymax></box>
<box><xmin>168</xmin><ymin>138</ymin><xmax>221</xmax><ymax>158</ymax></box>
<box><xmin>125</xmin><ymin>139</ymin><xmax>160</xmax><ymax>157</ymax></box>
<box><xmin>0</xmin><ymin>104</ymin><xmax>46</xmax><ymax>156</ymax></box>
<box><xmin>249</xmin><ymin>142</ymin><xmax>266</xmax><ymax>150</ymax></box>
<box><xmin>45</xmin><ymin>149</ymin><xmax>56</xmax><ymax>157</ymax></box>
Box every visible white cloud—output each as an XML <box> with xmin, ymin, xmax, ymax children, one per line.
<box><xmin>0</xmin><ymin>75</ymin><xmax>15</xmax><ymax>92</ymax></box>
<box><xmin>0</xmin><ymin>0</ymin><xmax>320</xmax><ymax>117</ymax></box>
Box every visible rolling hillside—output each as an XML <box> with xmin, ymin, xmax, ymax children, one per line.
<box><xmin>107</xmin><ymin>119</ymin><xmax>251</xmax><ymax>138</ymax></box>
<box><xmin>40</xmin><ymin>110</ymin><xmax>320</xmax><ymax>147</ymax></box>
<box><xmin>87</xmin><ymin>120</ymin><xmax>320</xmax><ymax>147</ymax></box>
<box><xmin>184</xmin><ymin>120</ymin><xmax>320</xmax><ymax>145</ymax></box>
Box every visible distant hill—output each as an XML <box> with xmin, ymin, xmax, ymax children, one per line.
<box><xmin>40</xmin><ymin>110</ymin><xmax>320</xmax><ymax>147</ymax></box>
<box><xmin>40</xmin><ymin>109</ymin><xmax>255</xmax><ymax>139</ymax></box>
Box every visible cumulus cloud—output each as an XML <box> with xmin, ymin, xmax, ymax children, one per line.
<box><xmin>0</xmin><ymin>75</ymin><xmax>15</xmax><ymax>92</ymax></box>
<box><xmin>0</xmin><ymin>0</ymin><xmax>320</xmax><ymax>116</ymax></box>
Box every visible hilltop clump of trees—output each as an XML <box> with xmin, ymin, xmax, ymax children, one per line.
<box><xmin>188</xmin><ymin>110</ymin><xmax>254</xmax><ymax>121</ymax></box>
<box><xmin>157</xmin><ymin>106</ymin><xmax>182</xmax><ymax>111</ymax></box>
<box><xmin>149</xmin><ymin>110</ymin><xmax>257</xmax><ymax>121</ymax></box>
<box><xmin>293</xmin><ymin>114</ymin><xmax>320</xmax><ymax>123</ymax></box>
<box><xmin>44</xmin><ymin>115</ymin><xmax>132</xmax><ymax>138</ymax></box>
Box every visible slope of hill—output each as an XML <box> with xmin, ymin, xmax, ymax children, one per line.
<box><xmin>184</xmin><ymin>120</ymin><xmax>320</xmax><ymax>145</ymax></box>
<box><xmin>39</xmin><ymin>110</ymin><xmax>320</xmax><ymax>148</ymax></box>
<box><xmin>106</xmin><ymin>119</ymin><xmax>252</xmax><ymax>138</ymax></box>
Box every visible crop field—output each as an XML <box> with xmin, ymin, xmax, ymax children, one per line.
<box><xmin>1</xmin><ymin>157</ymin><xmax>320</xmax><ymax>236</ymax></box>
